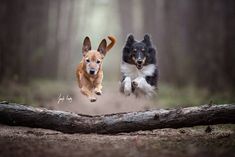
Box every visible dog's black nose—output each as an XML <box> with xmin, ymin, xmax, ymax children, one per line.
<box><xmin>137</xmin><ymin>60</ymin><xmax>143</xmax><ymax>64</ymax></box>
<box><xmin>89</xmin><ymin>70</ymin><xmax>95</xmax><ymax>75</ymax></box>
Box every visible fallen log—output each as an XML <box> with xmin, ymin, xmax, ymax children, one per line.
<box><xmin>0</xmin><ymin>102</ymin><xmax>235</xmax><ymax>134</ymax></box>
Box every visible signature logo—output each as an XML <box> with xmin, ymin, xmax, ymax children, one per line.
<box><xmin>57</xmin><ymin>93</ymin><xmax>73</xmax><ymax>104</ymax></box>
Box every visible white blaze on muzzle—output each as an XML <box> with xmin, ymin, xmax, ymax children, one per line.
<box><xmin>86</xmin><ymin>62</ymin><xmax>99</xmax><ymax>75</ymax></box>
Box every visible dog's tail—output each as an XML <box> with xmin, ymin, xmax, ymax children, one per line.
<box><xmin>106</xmin><ymin>35</ymin><xmax>116</xmax><ymax>52</ymax></box>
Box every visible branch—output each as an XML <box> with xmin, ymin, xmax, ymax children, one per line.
<box><xmin>0</xmin><ymin>102</ymin><xmax>234</xmax><ymax>134</ymax></box>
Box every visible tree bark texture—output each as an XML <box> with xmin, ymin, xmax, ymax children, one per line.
<box><xmin>0</xmin><ymin>102</ymin><xmax>234</xmax><ymax>134</ymax></box>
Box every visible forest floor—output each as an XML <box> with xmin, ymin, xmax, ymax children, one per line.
<box><xmin>0</xmin><ymin>82</ymin><xmax>235</xmax><ymax>157</ymax></box>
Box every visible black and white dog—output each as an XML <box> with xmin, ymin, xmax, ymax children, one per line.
<box><xmin>120</xmin><ymin>34</ymin><xmax>159</xmax><ymax>97</ymax></box>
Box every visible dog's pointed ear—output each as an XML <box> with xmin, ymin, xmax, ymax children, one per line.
<box><xmin>82</xmin><ymin>36</ymin><xmax>91</xmax><ymax>56</ymax></box>
<box><xmin>142</xmin><ymin>34</ymin><xmax>152</xmax><ymax>47</ymax></box>
<box><xmin>97</xmin><ymin>39</ymin><xmax>107</xmax><ymax>56</ymax></box>
<box><xmin>125</xmin><ymin>34</ymin><xmax>135</xmax><ymax>48</ymax></box>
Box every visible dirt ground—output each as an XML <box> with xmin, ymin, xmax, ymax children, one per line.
<box><xmin>1</xmin><ymin>85</ymin><xmax>235</xmax><ymax>157</ymax></box>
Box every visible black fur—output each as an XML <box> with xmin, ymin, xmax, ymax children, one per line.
<box><xmin>122</xmin><ymin>34</ymin><xmax>159</xmax><ymax>89</ymax></box>
<box><xmin>146</xmin><ymin>67</ymin><xmax>159</xmax><ymax>87</ymax></box>
<box><xmin>122</xmin><ymin>34</ymin><xmax>157</xmax><ymax>65</ymax></box>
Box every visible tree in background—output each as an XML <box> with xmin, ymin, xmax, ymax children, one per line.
<box><xmin>0</xmin><ymin>0</ymin><xmax>234</xmax><ymax>94</ymax></box>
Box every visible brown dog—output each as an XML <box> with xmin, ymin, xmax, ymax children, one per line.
<box><xmin>76</xmin><ymin>36</ymin><xmax>116</xmax><ymax>102</ymax></box>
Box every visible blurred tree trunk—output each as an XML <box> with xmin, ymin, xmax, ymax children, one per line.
<box><xmin>25</xmin><ymin>0</ymin><xmax>49</xmax><ymax>80</ymax></box>
<box><xmin>0</xmin><ymin>0</ymin><xmax>8</xmax><ymax>82</ymax></box>
<box><xmin>0</xmin><ymin>0</ymin><xmax>28</xmax><ymax>82</ymax></box>
<box><xmin>118</xmin><ymin>0</ymin><xmax>134</xmax><ymax>40</ymax></box>
<box><xmin>57</xmin><ymin>0</ymin><xmax>77</xmax><ymax>80</ymax></box>
<box><xmin>43</xmin><ymin>0</ymin><xmax>61</xmax><ymax>78</ymax></box>
<box><xmin>188</xmin><ymin>0</ymin><xmax>235</xmax><ymax>92</ymax></box>
<box><xmin>0</xmin><ymin>0</ymin><xmax>81</xmax><ymax>82</ymax></box>
<box><xmin>223</xmin><ymin>1</ymin><xmax>235</xmax><ymax>91</ymax></box>
<box><xmin>145</xmin><ymin>0</ymin><xmax>194</xmax><ymax>86</ymax></box>
<box><xmin>0</xmin><ymin>0</ymin><xmax>57</xmax><ymax>82</ymax></box>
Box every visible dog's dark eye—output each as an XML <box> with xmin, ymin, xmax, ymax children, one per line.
<box><xmin>96</xmin><ymin>60</ymin><xmax>100</xmax><ymax>64</ymax></box>
<box><xmin>86</xmin><ymin>59</ymin><xmax>90</xmax><ymax>63</ymax></box>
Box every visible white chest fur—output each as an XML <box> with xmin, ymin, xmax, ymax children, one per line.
<box><xmin>121</xmin><ymin>62</ymin><xmax>155</xmax><ymax>80</ymax></box>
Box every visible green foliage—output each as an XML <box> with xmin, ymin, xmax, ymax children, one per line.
<box><xmin>0</xmin><ymin>80</ymin><xmax>234</xmax><ymax>108</ymax></box>
<box><xmin>0</xmin><ymin>80</ymin><xmax>72</xmax><ymax>106</ymax></box>
<box><xmin>156</xmin><ymin>83</ymin><xmax>235</xmax><ymax>108</ymax></box>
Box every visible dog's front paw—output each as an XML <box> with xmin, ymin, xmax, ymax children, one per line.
<box><xmin>123</xmin><ymin>77</ymin><xmax>131</xmax><ymax>96</ymax></box>
<box><xmin>132</xmin><ymin>80</ymin><xmax>138</xmax><ymax>88</ymax></box>
<box><xmin>89</xmin><ymin>97</ymin><xmax>97</xmax><ymax>102</ymax></box>
<box><xmin>132</xmin><ymin>77</ymin><xmax>143</xmax><ymax>89</ymax></box>
<box><xmin>95</xmin><ymin>90</ymin><xmax>102</xmax><ymax>95</ymax></box>
<box><xmin>124</xmin><ymin>89</ymin><xmax>131</xmax><ymax>96</ymax></box>
<box><xmin>124</xmin><ymin>84</ymin><xmax>131</xmax><ymax>96</ymax></box>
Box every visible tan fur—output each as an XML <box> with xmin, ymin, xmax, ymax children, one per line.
<box><xmin>76</xmin><ymin>36</ymin><xmax>116</xmax><ymax>102</ymax></box>
<box><xmin>106</xmin><ymin>35</ymin><xmax>116</xmax><ymax>52</ymax></box>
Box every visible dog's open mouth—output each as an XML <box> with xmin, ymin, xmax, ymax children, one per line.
<box><xmin>136</xmin><ymin>64</ymin><xmax>143</xmax><ymax>69</ymax></box>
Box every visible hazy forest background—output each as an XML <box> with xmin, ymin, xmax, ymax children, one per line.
<box><xmin>0</xmin><ymin>0</ymin><xmax>235</xmax><ymax>110</ymax></box>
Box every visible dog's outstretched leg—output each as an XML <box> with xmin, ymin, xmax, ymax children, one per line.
<box><xmin>122</xmin><ymin>77</ymin><xmax>132</xmax><ymax>96</ymax></box>
<box><xmin>81</xmin><ymin>87</ymin><xmax>96</xmax><ymax>102</ymax></box>
<box><xmin>132</xmin><ymin>77</ymin><xmax>155</xmax><ymax>97</ymax></box>
<box><xmin>94</xmin><ymin>83</ymin><xmax>102</xmax><ymax>95</ymax></box>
